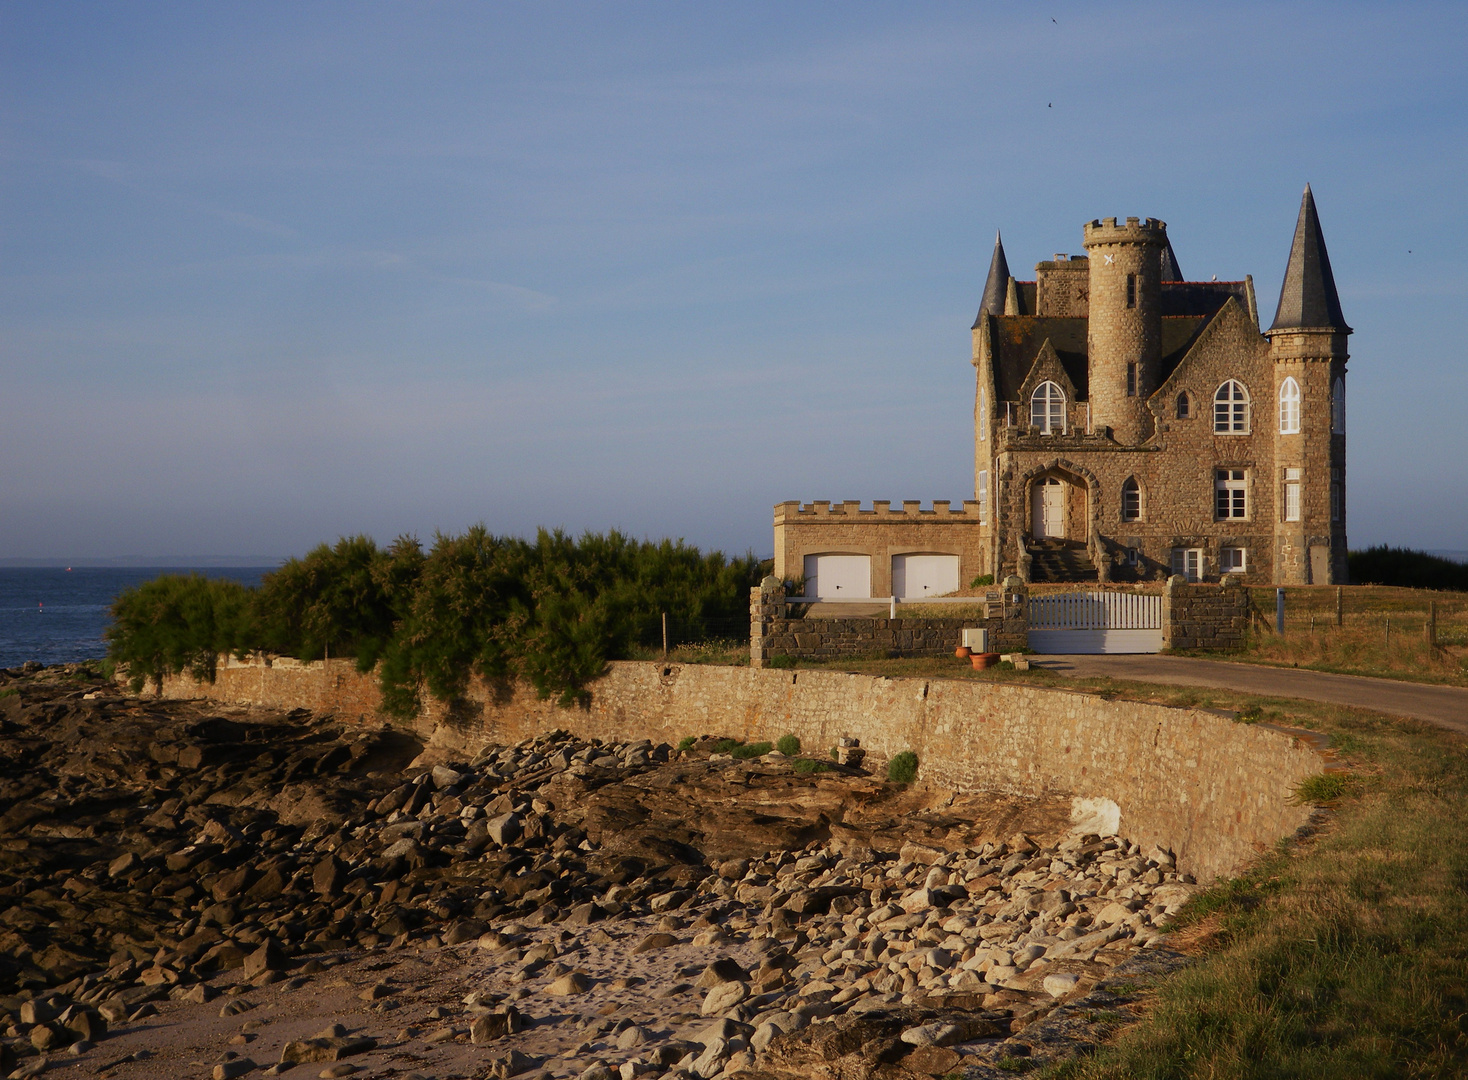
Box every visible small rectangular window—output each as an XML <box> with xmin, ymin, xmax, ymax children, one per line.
<box><xmin>1215</xmin><ymin>469</ymin><xmax>1247</xmax><ymax>520</ymax></box>
<box><xmin>1331</xmin><ymin>467</ymin><xmax>1342</xmax><ymax>522</ymax></box>
<box><xmin>978</xmin><ymin>471</ymin><xmax>989</xmax><ymax>524</ymax></box>
<box><xmin>1221</xmin><ymin>547</ymin><xmax>1247</xmax><ymax>572</ymax></box>
<box><xmin>1171</xmin><ymin>547</ymin><xmax>1202</xmax><ymax>581</ymax></box>
<box><xmin>979</xmin><ymin>389</ymin><xmax>987</xmax><ymax>441</ymax></box>
<box><xmin>1126</xmin><ymin>362</ymin><xmax>1137</xmax><ymax>397</ymax></box>
<box><xmin>1125</xmin><ymin>547</ymin><xmax>1141</xmax><ymax>567</ymax></box>
<box><xmin>1126</xmin><ymin>273</ymin><xmax>1136</xmax><ymax>309</ymax></box>
<box><xmin>1285</xmin><ymin>483</ymin><xmax>1301</xmax><ymax>522</ymax></box>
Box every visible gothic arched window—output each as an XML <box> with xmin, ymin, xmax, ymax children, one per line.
<box><xmin>1121</xmin><ymin>477</ymin><xmax>1142</xmax><ymax>521</ymax></box>
<box><xmin>1279</xmin><ymin>376</ymin><xmax>1301</xmax><ymax>434</ymax></box>
<box><xmin>1030</xmin><ymin>381</ymin><xmax>1065</xmax><ymax>435</ymax></box>
<box><xmin>1213</xmin><ymin>380</ymin><xmax>1250</xmax><ymax>434</ymax></box>
<box><xmin>1175</xmin><ymin>391</ymin><xmax>1191</xmax><ymax>419</ymax></box>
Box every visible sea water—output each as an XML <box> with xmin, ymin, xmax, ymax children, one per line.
<box><xmin>0</xmin><ymin>567</ymin><xmax>271</xmax><ymax>669</ymax></box>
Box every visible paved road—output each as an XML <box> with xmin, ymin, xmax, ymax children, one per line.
<box><xmin>1029</xmin><ymin>654</ymin><xmax>1468</xmax><ymax>735</ymax></box>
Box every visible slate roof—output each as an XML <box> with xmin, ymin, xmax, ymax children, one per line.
<box><xmin>973</xmin><ymin>232</ymin><xmax>1011</xmax><ymax>326</ymax></box>
<box><xmin>1269</xmin><ymin>184</ymin><xmax>1349</xmax><ymax>332</ymax></box>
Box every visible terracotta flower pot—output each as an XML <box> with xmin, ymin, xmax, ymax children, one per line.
<box><xmin>954</xmin><ymin>646</ymin><xmax>972</xmax><ymax>659</ymax></box>
<box><xmin>971</xmin><ymin>652</ymin><xmax>1000</xmax><ymax>670</ymax></box>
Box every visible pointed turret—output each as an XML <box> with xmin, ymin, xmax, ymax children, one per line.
<box><xmin>1269</xmin><ymin>185</ymin><xmax>1350</xmax><ymax>333</ymax></box>
<box><xmin>973</xmin><ymin>231</ymin><xmax>1011</xmax><ymax>327</ymax></box>
<box><xmin>1161</xmin><ymin>238</ymin><xmax>1182</xmax><ymax>281</ymax></box>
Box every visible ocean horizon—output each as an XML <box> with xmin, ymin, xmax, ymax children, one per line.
<box><xmin>0</xmin><ymin>566</ymin><xmax>272</xmax><ymax>670</ymax></box>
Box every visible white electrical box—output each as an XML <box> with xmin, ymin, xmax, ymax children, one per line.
<box><xmin>962</xmin><ymin>628</ymin><xmax>989</xmax><ymax>652</ymax></box>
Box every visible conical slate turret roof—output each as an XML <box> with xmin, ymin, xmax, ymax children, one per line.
<box><xmin>1270</xmin><ymin>185</ymin><xmax>1349</xmax><ymax>333</ymax></box>
<box><xmin>973</xmin><ymin>231</ymin><xmax>1011</xmax><ymax>327</ymax></box>
<box><xmin>1161</xmin><ymin>238</ymin><xmax>1183</xmax><ymax>281</ymax></box>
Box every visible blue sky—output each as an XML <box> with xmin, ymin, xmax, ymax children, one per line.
<box><xmin>2</xmin><ymin>2</ymin><xmax>1465</xmax><ymax>561</ymax></box>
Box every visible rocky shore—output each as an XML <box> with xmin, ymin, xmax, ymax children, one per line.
<box><xmin>0</xmin><ymin>664</ymin><xmax>1195</xmax><ymax>1079</ymax></box>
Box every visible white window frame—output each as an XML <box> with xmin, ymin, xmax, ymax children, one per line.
<box><xmin>1331</xmin><ymin>377</ymin><xmax>1345</xmax><ymax>434</ymax></box>
<box><xmin>1220</xmin><ymin>546</ymin><xmax>1247</xmax><ymax>573</ymax></box>
<box><xmin>1171</xmin><ymin>547</ymin><xmax>1203</xmax><ymax>582</ymax></box>
<box><xmin>1176</xmin><ymin>391</ymin><xmax>1191</xmax><ymax>420</ymax></box>
<box><xmin>1030</xmin><ymin>381</ymin><xmax>1066</xmax><ymax>435</ymax></box>
<box><xmin>1284</xmin><ymin>467</ymin><xmax>1301</xmax><ymax>522</ymax></box>
<box><xmin>1279</xmin><ymin>376</ymin><xmax>1301</xmax><ymax>434</ymax></box>
<box><xmin>978</xmin><ymin>470</ymin><xmax>989</xmax><ymax>524</ymax></box>
<box><xmin>1215</xmin><ymin>468</ymin><xmax>1248</xmax><ymax>520</ymax></box>
<box><xmin>1213</xmin><ymin>380</ymin><xmax>1250</xmax><ymax>434</ymax></box>
<box><xmin>1120</xmin><ymin>477</ymin><xmax>1141</xmax><ymax>522</ymax></box>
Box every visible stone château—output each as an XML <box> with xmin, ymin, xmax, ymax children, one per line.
<box><xmin>775</xmin><ymin>187</ymin><xmax>1350</xmax><ymax>593</ymax></box>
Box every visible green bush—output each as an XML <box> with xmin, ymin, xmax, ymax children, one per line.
<box><xmin>792</xmin><ymin>758</ymin><xmax>831</xmax><ymax>775</ymax></box>
<box><xmin>106</xmin><ymin>526</ymin><xmax>763</xmax><ymax>712</ymax></box>
<box><xmin>676</xmin><ymin>736</ymin><xmax>696</xmax><ymax>751</ymax></box>
<box><xmin>711</xmin><ymin>738</ymin><xmax>742</xmax><ymax>754</ymax></box>
<box><xmin>887</xmin><ymin>750</ymin><xmax>919</xmax><ymax>785</ymax></box>
<box><xmin>731</xmin><ymin>741</ymin><xmax>772</xmax><ymax>759</ymax></box>
<box><xmin>970</xmin><ymin>574</ymin><xmax>995</xmax><ymax>587</ymax></box>
<box><xmin>775</xmin><ymin>734</ymin><xmax>800</xmax><ymax>756</ymax></box>
<box><xmin>1348</xmin><ymin>546</ymin><xmax>1468</xmax><ymax>591</ymax></box>
<box><xmin>1295</xmin><ymin>773</ymin><xmax>1348</xmax><ymax>803</ymax></box>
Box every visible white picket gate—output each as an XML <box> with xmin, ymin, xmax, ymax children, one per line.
<box><xmin>1027</xmin><ymin>590</ymin><xmax>1163</xmax><ymax>654</ymax></box>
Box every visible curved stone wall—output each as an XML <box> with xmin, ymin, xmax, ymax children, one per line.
<box><xmin>156</xmin><ymin>658</ymin><xmax>1325</xmax><ymax>883</ymax></box>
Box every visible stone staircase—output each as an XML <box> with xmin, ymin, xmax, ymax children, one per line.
<box><xmin>1027</xmin><ymin>539</ymin><xmax>1099</xmax><ymax>583</ymax></box>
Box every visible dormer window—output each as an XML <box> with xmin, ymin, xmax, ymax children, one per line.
<box><xmin>1030</xmin><ymin>381</ymin><xmax>1065</xmax><ymax>435</ymax></box>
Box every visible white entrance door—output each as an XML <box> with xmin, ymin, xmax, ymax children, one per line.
<box><xmin>892</xmin><ymin>553</ymin><xmax>960</xmax><ymax>600</ymax></box>
<box><xmin>1032</xmin><ymin>478</ymin><xmax>1066</xmax><ymax>539</ymax></box>
<box><xmin>803</xmin><ymin>554</ymin><xmax>871</xmax><ymax>599</ymax></box>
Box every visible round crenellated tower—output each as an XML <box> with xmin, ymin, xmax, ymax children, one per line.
<box><xmin>1083</xmin><ymin>216</ymin><xmax>1167</xmax><ymax>444</ymax></box>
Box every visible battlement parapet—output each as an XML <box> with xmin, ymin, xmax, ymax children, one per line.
<box><xmin>1083</xmin><ymin>216</ymin><xmax>1168</xmax><ymax>246</ymax></box>
<box><xmin>774</xmin><ymin>499</ymin><xmax>983</xmax><ymax>522</ymax></box>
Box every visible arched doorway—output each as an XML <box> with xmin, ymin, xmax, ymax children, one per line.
<box><xmin>1031</xmin><ymin>477</ymin><xmax>1066</xmax><ymax>540</ymax></box>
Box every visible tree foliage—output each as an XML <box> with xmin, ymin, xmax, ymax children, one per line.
<box><xmin>107</xmin><ymin>527</ymin><xmax>762</xmax><ymax>711</ymax></box>
<box><xmin>1348</xmin><ymin>546</ymin><xmax>1468</xmax><ymax>592</ymax></box>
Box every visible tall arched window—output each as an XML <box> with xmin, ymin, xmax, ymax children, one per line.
<box><xmin>1121</xmin><ymin>477</ymin><xmax>1141</xmax><ymax>521</ymax></box>
<box><xmin>1030</xmin><ymin>381</ymin><xmax>1065</xmax><ymax>434</ymax></box>
<box><xmin>1331</xmin><ymin>377</ymin><xmax>1345</xmax><ymax>434</ymax></box>
<box><xmin>1214</xmin><ymin>380</ymin><xmax>1250</xmax><ymax>433</ymax></box>
<box><xmin>1278</xmin><ymin>377</ymin><xmax>1301</xmax><ymax>434</ymax></box>
<box><xmin>1175</xmin><ymin>391</ymin><xmax>1191</xmax><ymax>419</ymax></box>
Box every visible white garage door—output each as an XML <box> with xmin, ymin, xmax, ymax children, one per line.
<box><xmin>892</xmin><ymin>553</ymin><xmax>960</xmax><ymax>600</ymax></box>
<box><xmin>803</xmin><ymin>554</ymin><xmax>871</xmax><ymax>599</ymax></box>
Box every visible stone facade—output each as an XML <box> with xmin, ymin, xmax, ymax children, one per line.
<box><xmin>773</xmin><ymin>189</ymin><xmax>1351</xmax><ymax>590</ymax></box>
<box><xmin>149</xmin><ymin>657</ymin><xmax>1328</xmax><ymax>883</ymax></box>
<box><xmin>1162</xmin><ymin>576</ymin><xmax>1249</xmax><ymax>650</ymax></box>
<box><xmin>772</xmin><ymin>500</ymin><xmax>988</xmax><ymax>598</ymax></box>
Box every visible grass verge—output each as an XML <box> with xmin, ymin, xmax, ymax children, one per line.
<box><xmin>1039</xmin><ymin>692</ymin><xmax>1468</xmax><ymax>1078</ymax></box>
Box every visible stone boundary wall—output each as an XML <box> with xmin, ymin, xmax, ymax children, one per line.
<box><xmin>153</xmin><ymin>657</ymin><xmax>1325</xmax><ymax>884</ymax></box>
<box><xmin>750</xmin><ymin>578</ymin><xmax>1027</xmax><ymax>666</ymax></box>
<box><xmin>1164</xmin><ymin>576</ymin><xmax>1249</xmax><ymax>650</ymax></box>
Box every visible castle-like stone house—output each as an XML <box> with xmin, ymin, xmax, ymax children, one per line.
<box><xmin>775</xmin><ymin>187</ymin><xmax>1349</xmax><ymax>594</ymax></box>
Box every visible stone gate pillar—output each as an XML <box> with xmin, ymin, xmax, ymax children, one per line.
<box><xmin>750</xmin><ymin>576</ymin><xmax>787</xmax><ymax>669</ymax></box>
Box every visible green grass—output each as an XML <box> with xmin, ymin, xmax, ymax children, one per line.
<box><xmin>887</xmin><ymin>750</ymin><xmax>918</xmax><ymax>784</ymax></box>
<box><xmin>1041</xmin><ymin>695</ymin><xmax>1468</xmax><ymax>1079</ymax></box>
<box><xmin>1294</xmin><ymin>773</ymin><xmax>1348</xmax><ymax>802</ymax></box>
<box><xmin>791</xmin><ymin>758</ymin><xmax>831</xmax><ymax>775</ymax></box>
<box><xmin>676</xmin><ymin>736</ymin><xmax>696</xmax><ymax>752</ymax></box>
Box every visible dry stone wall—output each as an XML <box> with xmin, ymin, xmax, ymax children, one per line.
<box><xmin>156</xmin><ymin>657</ymin><xmax>1324</xmax><ymax>884</ymax></box>
<box><xmin>1163</xmin><ymin>577</ymin><xmax>1248</xmax><ymax>650</ymax></box>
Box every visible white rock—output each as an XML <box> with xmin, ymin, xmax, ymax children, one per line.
<box><xmin>701</xmin><ymin>981</ymin><xmax>750</xmax><ymax>1016</ymax></box>
<box><xmin>1043</xmin><ymin>972</ymin><xmax>1080</xmax><ymax>998</ymax></box>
